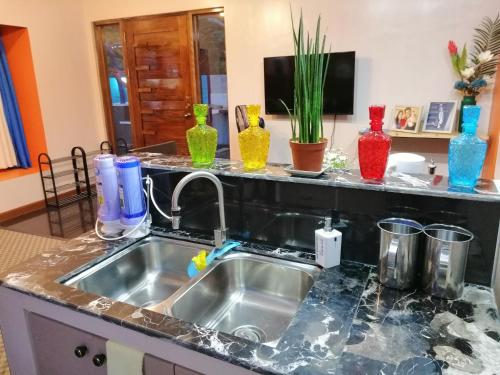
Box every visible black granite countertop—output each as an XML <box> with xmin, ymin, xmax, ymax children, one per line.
<box><xmin>0</xmin><ymin>231</ymin><xmax>499</xmax><ymax>374</ymax></box>
<box><xmin>135</xmin><ymin>154</ymin><xmax>500</xmax><ymax>203</ymax></box>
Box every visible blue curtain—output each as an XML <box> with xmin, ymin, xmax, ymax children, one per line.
<box><xmin>0</xmin><ymin>38</ymin><xmax>31</xmax><ymax>168</ymax></box>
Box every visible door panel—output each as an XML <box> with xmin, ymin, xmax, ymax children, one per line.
<box><xmin>138</xmin><ymin>68</ymin><xmax>181</xmax><ymax>79</ymax></box>
<box><xmin>27</xmin><ymin>313</ymin><xmax>107</xmax><ymax>375</ymax></box>
<box><xmin>128</xmin><ymin>17</ymin><xmax>179</xmax><ymax>33</ymax></box>
<box><xmin>126</xmin><ymin>14</ymin><xmax>194</xmax><ymax>154</ymax></box>
<box><xmin>143</xmin><ymin>354</ymin><xmax>175</xmax><ymax>375</ymax></box>
<box><xmin>175</xmin><ymin>364</ymin><xmax>202</xmax><ymax>375</ymax></box>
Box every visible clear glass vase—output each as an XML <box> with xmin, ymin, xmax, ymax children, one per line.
<box><xmin>238</xmin><ymin>104</ymin><xmax>270</xmax><ymax>170</ymax></box>
<box><xmin>186</xmin><ymin>104</ymin><xmax>217</xmax><ymax>168</ymax></box>
<box><xmin>448</xmin><ymin>105</ymin><xmax>487</xmax><ymax>188</ymax></box>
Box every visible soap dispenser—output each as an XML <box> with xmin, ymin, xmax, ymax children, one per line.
<box><xmin>315</xmin><ymin>217</ymin><xmax>342</xmax><ymax>268</ymax></box>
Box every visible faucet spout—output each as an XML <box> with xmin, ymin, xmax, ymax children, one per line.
<box><xmin>171</xmin><ymin>171</ymin><xmax>227</xmax><ymax>248</ymax></box>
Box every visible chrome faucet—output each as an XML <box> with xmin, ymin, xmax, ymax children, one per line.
<box><xmin>171</xmin><ymin>171</ymin><xmax>227</xmax><ymax>248</ymax></box>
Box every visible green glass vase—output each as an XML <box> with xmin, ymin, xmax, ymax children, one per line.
<box><xmin>458</xmin><ymin>95</ymin><xmax>476</xmax><ymax>133</ymax></box>
<box><xmin>186</xmin><ymin>104</ymin><xmax>217</xmax><ymax>168</ymax></box>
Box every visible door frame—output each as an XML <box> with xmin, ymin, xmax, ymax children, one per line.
<box><xmin>188</xmin><ymin>7</ymin><xmax>226</xmax><ymax>111</ymax></box>
<box><xmin>93</xmin><ymin>7</ymin><xmax>223</xmax><ymax>151</ymax></box>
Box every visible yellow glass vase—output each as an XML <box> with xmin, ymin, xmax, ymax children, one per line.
<box><xmin>238</xmin><ymin>105</ymin><xmax>270</xmax><ymax>170</ymax></box>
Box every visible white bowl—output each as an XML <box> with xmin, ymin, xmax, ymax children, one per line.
<box><xmin>387</xmin><ymin>153</ymin><xmax>426</xmax><ymax>175</ymax></box>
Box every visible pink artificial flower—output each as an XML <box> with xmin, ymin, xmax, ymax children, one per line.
<box><xmin>448</xmin><ymin>40</ymin><xmax>458</xmax><ymax>55</ymax></box>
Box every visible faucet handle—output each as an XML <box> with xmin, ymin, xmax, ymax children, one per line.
<box><xmin>214</xmin><ymin>229</ymin><xmax>227</xmax><ymax>248</ymax></box>
<box><xmin>171</xmin><ymin>208</ymin><xmax>181</xmax><ymax>230</ymax></box>
<box><xmin>172</xmin><ymin>216</ymin><xmax>181</xmax><ymax>230</ymax></box>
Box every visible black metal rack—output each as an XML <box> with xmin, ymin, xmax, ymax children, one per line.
<box><xmin>38</xmin><ymin>146</ymin><xmax>95</xmax><ymax>208</ymax></box>
<box><xmin>47</xmin><ymin>198</ymin><xmax>96</xmax><ymax>237</ymax></box>
<box><xmin>99</xmin><ymin>138</ymin><xmax>129</xmax><ymax>156</ymax></box>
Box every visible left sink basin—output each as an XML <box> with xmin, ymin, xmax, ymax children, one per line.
<box><xmin>62</xmin><ymin>237</ymin><xmax>203</xmax><ymax>308</ymax></box>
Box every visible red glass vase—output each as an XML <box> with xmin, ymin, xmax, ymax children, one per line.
<box><xmin>358</xmin><ymin>105</ymin><xmax>392</xmax><ymax>181</ymax></box>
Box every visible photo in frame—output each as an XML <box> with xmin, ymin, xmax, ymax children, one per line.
<box><xmin>422</xmin><ymin>101</ymin><xmax>458</xmax><ymax>133</ymax></box>
<box><xmin>392</xmin><ymin>105</ymin><xmax>423</xmax><ymax>133</ymax></box>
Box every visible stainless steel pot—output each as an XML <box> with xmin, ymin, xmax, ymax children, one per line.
<box><xmin>422</xmin><ymin>224</ymin><xmax>474</xmax><ymax>299</ymax></box>
<box><xmin>377</xmin><ymin>218</ymin><xmax>423</xmax><ymax>290</ymax></box>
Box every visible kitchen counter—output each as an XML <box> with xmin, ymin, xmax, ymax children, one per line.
<box><xmin>0</xmin><ymin>230</ymin><xmax>499</xmax><ymax>374</ymax></box>
<box><xmin>136</xmin><ymin>154</ymin><xmax>500</xmax><ymax>203</ymax></box>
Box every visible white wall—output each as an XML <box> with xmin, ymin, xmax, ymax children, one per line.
<box><xmin>1</xmin><ymin>0</ymin><xmax>499</xmax><ymax>212</ymax></box>
<box><xmin>0</xmin><ymin>0</ymin><xmax>105</xmax><ymax>212</ymax></box>
<box><xmin>83</xmin><ymin>0</ymin><xmax>498</xmax><ymax>175</ymax></box>
<box><xmin>224</xmin><ymin>0</ymin><xmax>497</xmax><ymax>172</ymax></box>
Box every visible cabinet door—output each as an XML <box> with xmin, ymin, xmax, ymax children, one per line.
<box><xmin>143</xmin><ymin>354</ymin><xmax>175</xmax><ymax>375</ymax></box>
<box><xmin>175</xmin><ymin>364</ymin><xmax>202</xmax><ymax>375</ymax></box>
<box><xmin>27</xmin><ymin>313</ymin><xmax>107</xmax><ymax>375</ymax></box>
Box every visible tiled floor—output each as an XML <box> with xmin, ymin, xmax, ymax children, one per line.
<box><xmin>0</xmin><ymin>229</ymin><xmax>66</xmax><ymax>375</ymax></box>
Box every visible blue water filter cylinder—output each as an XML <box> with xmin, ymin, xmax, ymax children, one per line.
<box><xmin>94</xmin><ymin>154</ymin><xmax>121</xmax><ymax>234</ymax></box>
<box><xmin>115</xmin><ymin>156</ymin><xmax>146</xmax><ymax>227</ymax></box>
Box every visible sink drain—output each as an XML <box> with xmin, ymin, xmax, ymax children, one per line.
<box><xmin>231</xmin><ymin>325</ymin><xmax>267</xmax><ymax>343</ymax></box>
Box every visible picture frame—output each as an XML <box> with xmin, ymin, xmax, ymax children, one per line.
<box><xmin>392</xmin><ymin>105</ymin><xmax>423</xmax><ymax>133</ymax></box>
<box><xmin>422</xmin><ymin>101</ymin><xmax>458</xmax><ymax>134</ymax></box>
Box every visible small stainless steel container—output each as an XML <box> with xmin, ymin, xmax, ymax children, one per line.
<box><xmin>377</xmin><ymin>218</ymin><xmax>423</xmax><ymax>290</ymax></box>
<box><xmin>422</xmin><ymin>224</ymin><xmax>474</xmax><ymax>299</ymax></box>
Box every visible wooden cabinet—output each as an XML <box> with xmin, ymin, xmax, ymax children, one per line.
<box><xmin>27</xmin><ymin>313</ymin><xmax>203</xmax><ymax>375</ymax></box>
<box><xmin>28</xmin><ymin>313</ymin><xmax>108</xmax><ymax>375</ymax></box>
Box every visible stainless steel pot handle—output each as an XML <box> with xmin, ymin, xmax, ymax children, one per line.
<box><xmin>436</xmin><ymin>243</ymin><xmax>451</xmax><ymax>289</ymax></box>
<box><xmin>388</xmin><ymin>238</ymin><xmax>399</xmax><ymax>278</ymax></box>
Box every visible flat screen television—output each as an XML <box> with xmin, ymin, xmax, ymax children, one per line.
<box><xmin>264</xmin><ymin>51</ymin><xmax>355</xmax><ymax>115</ymax></box>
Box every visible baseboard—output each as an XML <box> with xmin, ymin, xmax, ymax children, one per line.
<box><xmin>0</xmin><ymin>199</ymin><xmax>46</xmax><ymax>223</ymax></box>
<box><xmin>0</xmin><ymin>189</ymin><xmax>88</xmax><ymax>224</ymax></box>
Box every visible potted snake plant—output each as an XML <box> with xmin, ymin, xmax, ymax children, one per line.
<box><xmin>282</xmin><ymin>10</ymin><xmax>330</xmax><ymax>171</ymax></box>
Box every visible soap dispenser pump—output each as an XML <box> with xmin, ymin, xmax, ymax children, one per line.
<box><xmin>315</xmin><ymin>217</ymin><xmax>342</xmax><ymax>268</ymax></box>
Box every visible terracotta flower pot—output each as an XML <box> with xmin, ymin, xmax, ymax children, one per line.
<box><xmin>289</xmin><ymin>138</ymin><xmax>327</xmax><ymax>171</ymax></box>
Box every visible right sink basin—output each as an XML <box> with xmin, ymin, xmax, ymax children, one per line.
<box><xmin>166</xmin><ymin>253</ymin><xmax>320</xmax><ymax>347</ymax></box>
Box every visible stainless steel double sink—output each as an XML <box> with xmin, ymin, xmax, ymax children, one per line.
<box><xmin>62</xmin><ymin>236</ymin><xmax>319</xmax><ymax>346</ymax></box>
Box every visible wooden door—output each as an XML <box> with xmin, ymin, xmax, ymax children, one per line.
<box><xmin>125</xmin><ymin>14</ymin><xmax>195</xmax><ymax>154</ymax></box>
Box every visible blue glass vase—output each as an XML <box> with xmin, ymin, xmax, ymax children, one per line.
<box><xmin>448</xmin><ymin>105</ymin><xmax>487</xmax><ymax>188</ymax></box>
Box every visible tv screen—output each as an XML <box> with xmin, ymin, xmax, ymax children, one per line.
<box><xmin>264</xmin><ymin>51</ymin><xmax>355</xmax><ymax>115</ymax></box>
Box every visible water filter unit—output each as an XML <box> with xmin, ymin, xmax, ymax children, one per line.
<box><xmin>115</xmin><ymin>156</ymin><xmax>147</xmax><ymax>228</ymax></box>
<box><xmin>94</xmin><ymin>154</ymin><xmax>121</xmax><ymax>234</ymax></box>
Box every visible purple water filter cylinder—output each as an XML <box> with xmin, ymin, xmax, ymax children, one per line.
<box><xmin>94</xmin><ymin>154</ymin><xmax>121</xmax><ymax>224</ymax></box>
<box><xmin>115</xmin><ymin>156</ymin><xmax>146</xmax><ymax>226</ymax></box>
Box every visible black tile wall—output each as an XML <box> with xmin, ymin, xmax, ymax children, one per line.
<box><xmin>144</xmin><ymin>168</ymin><xmax>500</xmax><ymax>286</ymax></box>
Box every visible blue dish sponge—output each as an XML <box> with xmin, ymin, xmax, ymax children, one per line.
<box><xmin>187</xmin><ymin>241</ymin><xmax>241</xmax><ymax>278</ymax></box>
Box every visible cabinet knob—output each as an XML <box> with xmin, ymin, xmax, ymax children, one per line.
<box><xmin>74</xmin><ymin>346</ymin><xmax>87</xmax><ymax>358</ymax></box>
<box><xmin>92</xmin><ymin>354</ymin><xmax>106</xmax><ymax>367</ymax></box>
